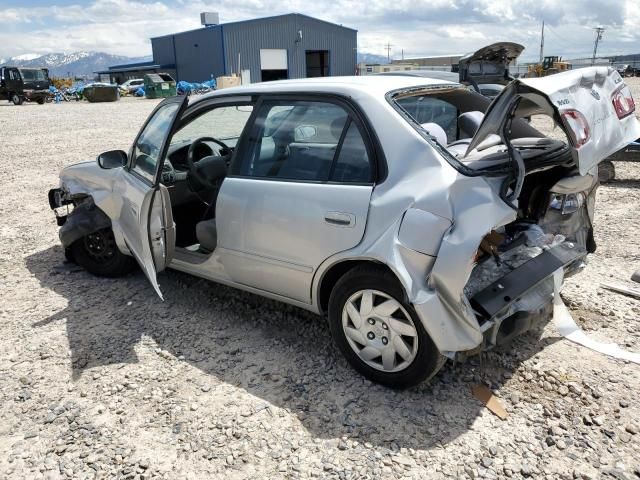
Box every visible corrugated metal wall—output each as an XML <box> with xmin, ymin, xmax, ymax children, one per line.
<box><xmin>173</xmin><ymin>28</ymin><xmax>225</xmax><ymax>82</ymax></box>
<box><xmin>221</xmin><ymin>14</ymin><xmax>357</xmax><ymax>82</ymax></box>
<box><xmin>152</xmin><ymin>28</ymin><xmax>225</xmax><ymax>82</ymax></box>
<box><xmin>152</xmin><ymin>36</ymin><xmax>176</xmax><ymax>66</ymax></box>
<box><xmin>151</xmin><ymin>14</ymin><xmax>357</xmax><ymax>83</ymax></box>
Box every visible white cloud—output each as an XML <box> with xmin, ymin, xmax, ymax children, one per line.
<box><xmin>0</xmin><ymin>0</ymin><xmax>638</xmax><ymax>61</ymax></box>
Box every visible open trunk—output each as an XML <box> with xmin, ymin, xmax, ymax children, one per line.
<box><xmin>456</xmin><ymin>67</ymin><xmax>640</xmax><ymax>350</ymax></box>
<box><xmin>390</xmin><ymin>67</ymin><xmax>640</xmax><ymax>354</ymax></box>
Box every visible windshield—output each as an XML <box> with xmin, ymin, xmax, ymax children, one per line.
<box><xmin>19</xmin><ymin>69</ymin><xmax>48</xmax><ymax>82</ymax></box>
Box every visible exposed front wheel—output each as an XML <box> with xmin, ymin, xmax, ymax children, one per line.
<box><xmin>12</xmin><ymin>94</ymin><xmax>23</xmax><ymax>105</ymax></box>
<box><xmin>69</xmin><ymin>228</ymin><xmax>136</xmax><ymax>277</ymax></box>
<box><xmin>328</xmin><ymin>266</ymin><xmax>445</xmax><ymax>388</ymax></box>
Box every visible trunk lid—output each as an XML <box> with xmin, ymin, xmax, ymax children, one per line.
<box><xmin>466</xmin><ymin>67</ymin><xmax>640</xmax><ymax>175</ymax></box>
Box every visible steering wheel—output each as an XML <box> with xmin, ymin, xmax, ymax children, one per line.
<box><xmin>187</xmin><ymin>137</ymin><xmax>231</xmax><ymax>189</ymax></box>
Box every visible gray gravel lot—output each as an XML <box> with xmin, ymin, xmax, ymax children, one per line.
<box><xmin>0</xmin><ymin>82</ymin><xmax>639</xmax><ymax>480</ymax></box>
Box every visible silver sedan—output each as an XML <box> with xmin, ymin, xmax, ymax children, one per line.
<box><xmin>49</xmin><ymin>70</ymin><xmax>640</xmax><ymax>387</ymax></box>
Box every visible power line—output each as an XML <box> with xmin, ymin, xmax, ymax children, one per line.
<box><xmin>384</xmin><ymin>42</ymin><xmax>393</xmax><ymax>62</ymax></box>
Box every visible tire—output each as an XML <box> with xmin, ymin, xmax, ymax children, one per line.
<box><xmin>36</xmin><ymin>97</ymin><xmax>45</xmax><ymax>105</ymax></box>
<box><xmin>598</xmin><ymin>160</ymin><xmax>615</xmax><ymax>183</ymax></box>
<box><xmin>12</xmin><ymin>94</ymin><xmax>23</xmax><ymax>105</ymax></box>
<box><xmin>69</xmin><ymin>228</ymin><xmax>136</xmax><ymax>278</ymax></box>
<box><xmin>328</xmin><ymin>265</ymin><xmax>445</xmax><ymax>389</ymax></box>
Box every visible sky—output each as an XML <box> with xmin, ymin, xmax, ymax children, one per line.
<box><xmin>0</xmin><ymin>0</ymin><xmax>639</xmax><ymax>62</ymax></box>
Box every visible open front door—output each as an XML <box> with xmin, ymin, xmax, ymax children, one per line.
<box><xmin>116</xmin><ymin>95</ymin><xmax>187</xmax><ymax>299</ymax></box>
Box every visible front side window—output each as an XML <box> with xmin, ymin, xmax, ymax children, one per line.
<box><xmin>233</xmin><ymin>99</ymin><xmax>371</xmax><ymax>183</ymax></box>
<box><xmin>131</xmin><ymin>102</ymin><xmax>181</xmax><ymax>182</ymax></box>
<box><xmin>171</xmin><ymin>105</ymin><xmax>253</xmax><ymax>149</ymax></box>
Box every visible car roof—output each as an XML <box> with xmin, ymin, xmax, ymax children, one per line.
<box><xmin>200</xmin><ymin>75</ymin><xmax>462</xmax><ymax>101</ymax></box>
<box><xmin>377</xmin><ymin>70</ymin><xmax>460</xmax><ymax>82</ymax></box>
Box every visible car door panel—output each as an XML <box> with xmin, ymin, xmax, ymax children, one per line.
<box><xmin>116</xmin><ymin>95</ymin><xmax>186</xmax><ymax>298</ymax></box>
<box><xmin>217</xmin><ymin>177</ymin><xmax>372</xmax><ymax>303</ymax></box>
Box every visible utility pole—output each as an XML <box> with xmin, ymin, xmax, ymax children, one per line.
<box><xmin>385</xmin><ymin>42</ymin><xmax>393</xmax><ymax>62</ymax></box>
<box><xmin>592</xmin><ymin>27</ymin><xmax>605</xmax><ymax>65</ymax></box>
<box><xmin>539</xmin><ymin>20</ymin><xmax>545</xmax><ymax>64</ymax></box>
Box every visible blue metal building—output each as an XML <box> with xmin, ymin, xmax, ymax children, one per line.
<box><xmin>102</xmin><ymin>13</ymin><xmax>357</xmax><ymax>84</ymax></box>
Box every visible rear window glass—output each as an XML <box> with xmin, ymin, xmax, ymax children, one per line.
<box><xmin>395</xmin><ymin>96</ymin><xmax>458</xmax><ymax>144</ymax></box>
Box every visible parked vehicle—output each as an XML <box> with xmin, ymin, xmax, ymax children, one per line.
<box><xmin>599</xmin><ymin>138</ymin><xmax>640</xmax><ymax>182</ymax></box>
<box><xmin>83</xmin><ymin>83</ymin><xmax>119</xmax><ymax>103</ymax></box>
<box><xmin>120</xmin><ymin>78</ymin><xmax>144</xmax><ymax>95</ymax></box>
<box><xmin>458</xmin><ymin>42</ymin><xmax>525</xmax><ymax>96</ymax></box>
<box><xmin>48</xmin><ymin>69</ymin><xmax>639</xmax><ymax>388</ymax></box>
<box><xmin>0</xmin><ymin>66</ymin><xmax>51</xmax><ymax>104</ymax></box>
<box><xmin>382</xmin><ymin>42</ymin><xmax>524</xmax><ymax>100</ymax></box>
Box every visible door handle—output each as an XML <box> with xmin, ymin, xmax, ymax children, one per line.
<box><xmin>324</xmin><ymin>212</ymin><xmax>355</xmax><ymax>227</ymax></box>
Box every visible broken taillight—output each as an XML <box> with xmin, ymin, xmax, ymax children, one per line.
<box><xmin>560</xmin><ymin>110</ymin><xmax>590</xmax><ymax>148</ymax></box>
<box><xmin>611</xmin><ymin>84</ymin><xmax>636</xmax><ymax>119</ymax></box>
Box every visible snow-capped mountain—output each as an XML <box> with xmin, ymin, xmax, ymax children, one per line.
<box><xmin>0</xmin><ymin>52</ymin><xmax>151</xmax><ymax>78</ymax></box>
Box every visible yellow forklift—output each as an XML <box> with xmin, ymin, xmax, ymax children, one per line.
<box><xmin>527</xmin><ymin>56</ymin><xmax>572</xmax><ymax>77</ymax></box>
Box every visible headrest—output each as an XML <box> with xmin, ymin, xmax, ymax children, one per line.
<box><xmin>458</xmin><ymin>111</ymin><xmax>484</xmax><ymax>139</ymax></box>
<box><xmin>420</xmin><ymin>122</ymin><xmax>447</xmax><ymax>146</ymax></box>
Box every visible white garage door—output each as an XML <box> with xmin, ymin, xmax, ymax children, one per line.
<box><xmin>260</xmin><ymin>49</ymin><xmax>288</xmax><ymax>70</ymax></box>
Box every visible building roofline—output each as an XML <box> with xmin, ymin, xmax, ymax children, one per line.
<box><xmin>95</xmin><ymin>63</ymin><xmax>176</xmax><ymax>74</ymax></box>
<box><xmin>108</xmin><ymin>60</ymin><xmax>155</xmax><ymax>69</ymax></box>
<box><xmin>150</xmin><ymin>12</ymin><xmax>356</xmax><ymax>40</ymax></box>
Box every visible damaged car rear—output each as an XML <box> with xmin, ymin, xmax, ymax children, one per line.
<box><xmin>388</xmin><ymin>67</ymin><xmax>639</xmax><ymax>365</ymax></box>
<box><xmin>49</xmin><ymin>69</ymin><xmax>639</xmax><ymax>388</ymax></box>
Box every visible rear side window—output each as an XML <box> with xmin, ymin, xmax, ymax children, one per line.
<box><xmin>330</xmin><ymin>122</ymin><xmax>371</xmax><ymax>183</ymax></box>
<box><xmin>233</xmin><ymin>99</ymin><xmax>372</xmax><ymax>183</ymax></box>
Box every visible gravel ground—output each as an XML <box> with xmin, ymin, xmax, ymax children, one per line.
<box><xmin>1</xmin><ymin>80</ymin><xmax>639</xmax><ymax>480</ymax></box>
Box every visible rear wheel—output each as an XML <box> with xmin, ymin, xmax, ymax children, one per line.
<box><xmin>70</xmin><ymin>228</ymin><xmax>136</xmax><ymax>277</ymax></box>
<box><xmin>328</xmin><ymin>265</ymin><xmax>445</xmax><ymax>388</ymax></box>
<box><xmin>36</xmin><ymin>97</ymin><xmax>45</xmax><ymax>105</ymax></box>
<box><xmin>12</xmin><ymin>94</ymin><xmax>23</xmax><ymax>105</ymax></box>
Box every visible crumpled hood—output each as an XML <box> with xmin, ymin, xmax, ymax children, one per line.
<box><xmin>467</xmin><ymin>67</ymin><xmax>640</xmax><ymax>175</ymax></box>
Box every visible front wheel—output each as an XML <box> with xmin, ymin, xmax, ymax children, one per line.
<box><xmin>69</xmin><ymin>228</ymin><xmax>136</xmax><ymax>277</ymax></box>
<box><xmin>328</xmin><ymin>265</ymin><xmax>445</xmax><ymax>389</ymax></box>
<box><xmin>12</xmin><ymin>94</ymin><xmax>23</xmax><ymax>105</ymax></box>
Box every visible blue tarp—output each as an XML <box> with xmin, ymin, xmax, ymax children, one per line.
<box><xmin>177</xmin><ymin>79</ymin><xmax>216</xmax><ymax>95</ymax></box>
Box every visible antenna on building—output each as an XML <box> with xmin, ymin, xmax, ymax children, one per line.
<box><xmin>385</xmin><ymin>42</ymin><xmax>393</xmax><ymax>62</ymax></box>
<box><xmin>591</xmin><ymin>27</ymin><xmax>605</xmax><ymax>65</ymax></box>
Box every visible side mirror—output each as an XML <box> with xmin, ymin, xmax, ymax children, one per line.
<box><xmin>97</xmin><ymin>150</ymin><xmax>127</xmax><ymax>169</ymax></box>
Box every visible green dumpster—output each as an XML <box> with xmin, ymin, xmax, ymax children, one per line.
<box><xmin>143</xmin><ymin>73</ymin><xmax>176</xmax><ymax>99</ymax></box>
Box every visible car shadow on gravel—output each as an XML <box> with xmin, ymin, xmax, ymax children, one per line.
<box><xmin>601</xmin><ymin>178</ymin><xmax>640</xmax><ymax>189</ymax></box>
<box><xmin>26</xmin><ymin>245</ymin><xmax>561</xmax><ymax>450</ymax></box>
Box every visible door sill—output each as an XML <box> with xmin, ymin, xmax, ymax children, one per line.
<box><xmin>173</xmin><ymin>246</ymin><xmax>212</xmax><ymax>264</ymax></box>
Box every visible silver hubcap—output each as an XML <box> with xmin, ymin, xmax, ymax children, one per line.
<box><xmin>341</xmin><ymin>289</ymin><xmax>419</xmax><ymax>373</ymax></box>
